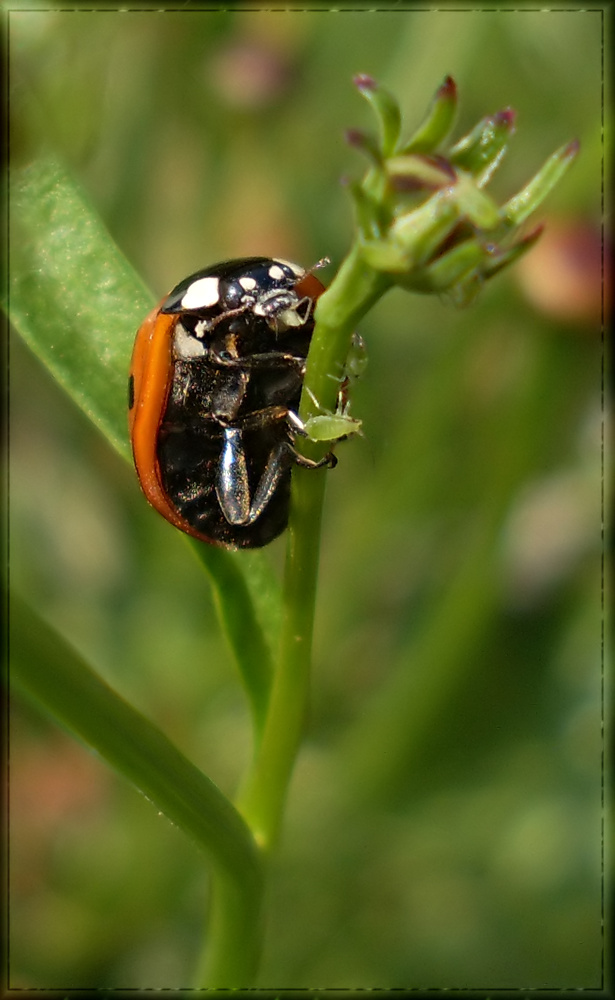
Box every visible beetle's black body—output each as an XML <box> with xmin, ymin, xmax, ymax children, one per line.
<box><xmin>152</xmin><ymin>257</ymin><xmax>330</xmax><ymax>548</ymax></box>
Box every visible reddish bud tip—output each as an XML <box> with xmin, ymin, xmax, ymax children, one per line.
<box><xmin>353</xmin><ymin>73</ymin><xmax>376</xmax><ymax>91</ymax></box>
<box><xmin>563</xmin><ymin>138</ymin><xmax>581</xmax><ymax>160</ymax></box>
<box><xmin>438</xmin><ymin>75</ymin><xmax>457</xmax><ymax>99</ymax></box>
<box><xmin>521</xmin><ymin>223</ymin><xmax>545</xmax><ymax>244</ymax></box>
<box><xmin>345</xmin><ymin>128</ymin><xmax>367</xmax><ymax>147</ymax></box>
<box><xmin>494</xmin><ymin>108</ymin><xmax>517</xmax><ymax>132</ymax></box>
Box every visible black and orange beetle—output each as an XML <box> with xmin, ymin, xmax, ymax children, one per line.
<box><xmin>128</xmin><ymin>257</ymin><xmax>335</xmax><ymax>549</ymax></box>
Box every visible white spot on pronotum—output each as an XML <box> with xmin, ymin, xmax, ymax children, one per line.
<box><xmin>268</xmin><ymin>264</ymin><xmax>285</xmax><ymax>281</ymax></box>
<box><xmin>174</xmin><ymin>323</ymin><xmax>206</xmax><ymax>358</ymax></box>
<box><xmin>274</xmin><ymin>258</ymin><xmax>304</xmax><ymax>278</ymax></box>
<box><xmin>239</xmin><ymin>276</ymin><xmax>257</xmax><ymax>291</ymax></box>
<box><xmin>181</xmin><ymin>276</ymin><xmax>220</xmax><ymax>310</ymax></box>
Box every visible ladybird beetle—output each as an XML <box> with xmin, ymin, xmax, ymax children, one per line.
<box><xmin>128</xmin><ymin>257</ymin><xmax>336</xmax><ymax>549</ymax></box>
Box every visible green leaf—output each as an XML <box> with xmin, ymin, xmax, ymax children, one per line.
<box><xmin>347</xmin><ymin>178</ymin><xmax>387</xmax><ymax>242</ymax></box>
<box><xmin>192</xmin><ymin>542</ymin><xmax>276</xmax><ymax>736</ymax></box>
<box><xmin>400</xmin><ymin>75</ymin><xmax>458</xmax><ymax>154</ymax></box>
<box><xmin>390</xmin><ymin>190</ymin><xmax>461</xmax><ymax>267</ymax></box>
<box><xmin>481</xmin><ymin>224</ymin><xmax>545</xmax><ymax>279</ymax></box>
<box><xmin>10</xmin><ymin>592</ymin><xmax>266</xmax><ymax>986</ymax></box>
<box><xmin>405</xmin><ymin>238</ymin><xmax>485</xmax><ymax>293</ymax></box>
<box><xmin>345</xmin><ymin>127</ymin><xmax>384</xmax><ymax>167</ymax></box>
<box><xmin>354</xmin><ymin>74</ymin><xmax>402</xmax><ymax>158</ymax></box>
<box><xmin>360</xmin><ymin>238</ymin><xmax>412</xmax><ymax>273</ymax></box>
<box><xmin>453</xmin><ymin>171</ymin><xmax>502</xmax><ymax>229</ymax></box>
<box><xmin>449</xmin><ymin>110</ymin><xmax>516</xmax><ymax>186</ymax></box>
<box><xmin>502</xmin><ymin>139</ymin><xmax>580</xmax><ymax>226</ymax></box>
<box><xmin>7</xmin><ymin>155</ymin><xmax>153</xmax><ymax>460</ymax></box>
<box><xmin>10</xmin><ymin>592</ymin><xmax>264</xmax><ymax>893</ymax></box>
<box><xmin>386</xmin><ymin>154</ymin><xmax>456</xmax><ymax>191</ymax></box>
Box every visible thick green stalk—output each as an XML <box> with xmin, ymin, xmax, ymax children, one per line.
<box><xmin>199</xmin><ymin>471</ymin><xmax>330</xmax><ymax>982</ymax></box>
<box><xmin>301</xmin><ymin>244</ymin><xmax>393</xmax><ymax>424</ymax></box>
<box><xmin>236</xmin><ymin>465</ymin><xmax>327</xmax><ymax>850</ymax></box>
<box><xmin>236</xmin><ymin>244</ymin><xmax>392</xmax><ymax>851</ymax></box>
<box><xmin>196</xmin><ymin>868</ymin><xmax>264</xmax><ymax>986</ymax></box>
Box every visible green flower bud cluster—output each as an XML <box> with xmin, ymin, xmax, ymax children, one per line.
<box><xmin>346</xmin><ymin>75</ymin><xmax>579</xmax><ymax>306</ymax></box>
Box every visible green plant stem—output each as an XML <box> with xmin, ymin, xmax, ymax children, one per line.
<box><xmin>196</xmin><ymin>868</ymin><xmax>265</xmax><ymax>987</ymax></box>
<box><xmin>237</xmin><ymin>464</ymin><xmax>327</xmax><ymax>850</ymax></box>
<box><xmin>191</xmin><ymin>542</ymin><xmax>274</xmax><ymax>739</ymax></box>
<box><xmin>301</xmin><ymin>243</ymin><xmax>394</xmax><ymax>424</ymax></box>
<box><xmin>237</xmin><ymin>244</ymin><xmax>392</xmax><ymax>851</ymax></box>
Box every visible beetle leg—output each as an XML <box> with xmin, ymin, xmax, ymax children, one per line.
<box><xmin>289</xmin><ymin>445</ymin><xmax>337</xmax><ymax>470</ymax></box>
<box><xmin>231</xmin><ymin>405</ymin><xmax>338</xmax><ymax>461</ymax></box>
<box><xmin>216</xmin><ymin>427</ymin><xmax>253</xmax><ymax>525</ymax></box>
<box><xmin>216</xmin><ymin>425</ymin><xmax>290</xmax><ymax>526</ymax></box>
<box><xmin>245</xmin><ymin>440</ymin><xmax>335</xmax><ymax>525</ymax></box>
<box><xmin>209</xmin><ymin>349</ymin><xmax>306</xmax><ymax>372</ymax></box>
<box><xmin>216</xmin><ymin>424</ymin><xmax>335</xmax><ymax>527</ymax></box>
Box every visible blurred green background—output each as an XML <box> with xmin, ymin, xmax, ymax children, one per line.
<box><xmin>8</xmin><ymin>5</ymin><xmax>607</xmax><ymax>990</ymax></box>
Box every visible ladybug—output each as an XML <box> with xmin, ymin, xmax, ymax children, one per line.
<box><xmin>128</xmin><ymin>257</ymin><xmax>336</xmax><ymax>549</ymax></box>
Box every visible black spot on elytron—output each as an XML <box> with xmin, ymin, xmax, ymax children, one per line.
<box><xmin>128</xmin><ymin>374</ymin><xmax>134</xmax><ymax>410</ymax></box>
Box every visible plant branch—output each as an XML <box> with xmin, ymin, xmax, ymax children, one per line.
<box><xmin>235</xmin><ymin>243</ymin><xmax>392</xmax><ymax>851</ymax></box>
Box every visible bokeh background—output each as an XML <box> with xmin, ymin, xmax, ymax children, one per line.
<box><xmin>8</xmin><ymin>5</ymin><xmax>608</xmax><ymax>990</ymax></box>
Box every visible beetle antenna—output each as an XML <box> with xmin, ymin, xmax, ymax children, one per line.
<box><xmin>196</xmin><ymin>301</ymin><xmax>253</xmax><ymax>331</ymax></box>
<box><xmin>307</xmin><ymin>257</ymin><xmax>331</xmax><ymax>276</ymax></box>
